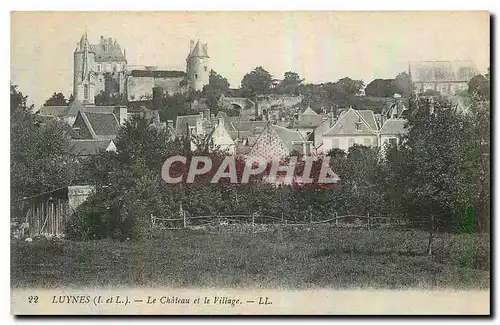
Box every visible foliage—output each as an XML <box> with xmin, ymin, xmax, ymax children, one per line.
<box><xmin>394</xmin><ymin>72</ymin><xmax>412</xmax><ymax>96</ymax></box>
<box><xmin>276</xmin><ymin>71</ymin><xmax>304</xmax><ymax>95</ymax></box>
<box><xmin>468</xmin><ymin>72</ymin><xmax>490</xmax><ymax>100</ymax></box>
<box><xmin>335</xmin><ymin>77</ymin><xmax>365</xmax><ymax>96</ymax></box>
<box><xmin>43</xmin><ymin>92</ymin><xmax>68</xmax><ymax>106</ymax></box>
<box><xmin>383</xmin><ymin>94</ymin><xmax>488</xmax><ymax>232</ymax></box>
<box><xmin>202</xmin><ymin>70</ymin><xmax>231</xmax><ymax>111</ymax></box>
<box><xmin>94</xmin><ymin>90</ymin><xmax>127</xmax><ymax>106</ymax></box>
<box><xmin>241</xmin><ymin>66</ymin><xmax>275</xmax><ymax>97</ymax></box>
<box><xmin>365</xmin><ymin>79</ymin><xmax>399</xmax><ymax>97</ymax></box>
<box><xmin>11</xmin><ymin>84</ymin><xmax>78</xmax><ymax>220</ymax></box>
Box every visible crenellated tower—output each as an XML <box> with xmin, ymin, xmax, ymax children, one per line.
<box><xmin>73</xmin><ymin>31</ymin><xmax>96</xmax><ymax>105</ymax></box>
<box><xmin>186</xmin><ymin>39</ymin><xmax>210</xmax><ymax>91</ymax></box>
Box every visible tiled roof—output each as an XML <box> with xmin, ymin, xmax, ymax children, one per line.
<box><xmin>356</xmin><ymin>110</ymin><xmax>378</xmax><ymax>130</ymax></box>
<box><xmin>323</xmin><ymin>108</ymin><xmax>378</xmax><ymax>136</ymax></box>
<box><xmin>84</xmin><ymin>112</ymin><xmax>120</xmax><ymax>137</ymax></box>
<box><xmin>379</xmin><ymin>119</ymin><xmax>408</xmax><ymax>136</ymax></box>
<box><xmin>90</xmin><ymin>43</ymin><xmax>126</xmax><ymax>62</ymax></box>
<box><xmin>39</xmin><ymin>106</ymin><xmax>69</xmax><ymax>117</ymax></box>
<box><xmin>71</xmin><ymin>139</ymin><xmax>114</xmax><ymax>156</ymax></box>
<box><xmin>66</xmin><ymin>100</ymin><xmax>86</xmax><ymax>116</ymax></box>
<box><xmin>301</xmin><ymin>106</ymin><xmax>319</xmax><ymax>116</ymax></box>
<box><xmin>230</xmin><ymin>121</ymin><xmax>269</xmax><ymax>133</ymax></box>
<box><xmin>271</xmin><ymin>124</ymin><xmax>307</xmax><ymax>152</ymax></box>
<box><xmin>175</xmin><ymin>115</ymin><xmax>202</xmax><ymax>136</ymax></box>
<box><xmin>189</xmin><ymin>40</ymin><xmax>209</xmax><ymax>58</ymax></box>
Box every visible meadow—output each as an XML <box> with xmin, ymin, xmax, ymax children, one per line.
<box><xmin>11</xmin><ymin>226</ymin><xmax>490</xmax><ymax>289</ymax></box>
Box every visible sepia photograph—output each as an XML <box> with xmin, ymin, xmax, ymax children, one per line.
<box><xmin>9</xmin><ymin>11</ymin><xmax>490</xmax><ymax>315</ymax></box>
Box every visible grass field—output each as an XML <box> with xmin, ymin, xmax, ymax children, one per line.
<box><xmin>11</xmin><ymin>227</ymin><xmax>490</xmax><ymax>289</ymax></box>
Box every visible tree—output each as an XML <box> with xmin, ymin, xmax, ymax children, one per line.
<box><xmin>202</xmin><ymin>70</ymin><xmax>231</xmax><ymax>110</ymax></box>
<box><xmin>365</xmin><ymin>79</ymin><xmax>398</xmax><ymax>97</ymax></box>
<box><xmin>241</xmin><ymin>66</ymin><xmax>274</xmax><ymax>97</ymax></box>
<box><xmin>383</xmin><ymin>95</ymin><xmax>485</xmax><ymax>232</ymax></box>
<box><xmin>335</xmin><ymin>77</ymin><xmax>364</xmax><ymax>96</ymax></box>
<box><xmin>72</xmin><ymin>114</ymin><xmax>186</xmax><ymax>240</ymax></box>
<box><xmin>276</xmin><ymin>71</ymin><xmax>304</xmax><ymax>95</ymax></box>
<box><xmin>394</xmin><ymin>72</ymin><xmax>412</xmax><ymax>96</ymax></box>
<box><xmin>43</xmin><ymin>92</ymin><xmax>68</xmax><ymax>106</ymax></box>
<box><xmin>11</xmin><ymin>84</ymin><xmax>77</xmax><ymax>220</ymax></box>
<box><xmin>468</xmin><ymin>73</ymin><xmax>490</xmax><ymax>100</ymax></box>
<box><xmin>95</xmin><ymin>90</ymin><xmax>127</xmax><ymax>106</ymax></box>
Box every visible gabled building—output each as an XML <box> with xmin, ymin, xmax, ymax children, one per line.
<box><xmin>72</xmin><ymin>110</ymin><xmax>120</xmax><ymax>140</ymax></box>
<box><xmin>204</xmin><ymin>119</ymin><xmax>236</xmax><ymax>155</ymax></box>
<box><xmin>39</xmin><ymin>99</ymin><xmax>128</xmax><ymax>128</ymax></box>
<box><xmin>249</xmin><ymin>124</ymin><xmax>313</xmax><ymax>161</ymax></box>
<box><xmin>288</xmin><ymin>106</ymin><xmax>324</xmax><ymax>139</ymax></box>
<box><xmin>378</xmin><ymin>119</ymin><xmax>407</xmax><ymax>150</ymax></box>
<box><xmin>321</xmin><ymin>108</ymin><xmax>380</xmax><ymax>153</ymax></box>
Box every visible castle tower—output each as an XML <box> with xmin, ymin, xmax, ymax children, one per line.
<box><xmin>73</xmin><ymin>32</ymin><xmax>96</xmax><ymax>105</ymax></box>
<box><xmin>186</xmin><ymin>39</ymin><xmax>210</xmax><ymax>91</ymax></box>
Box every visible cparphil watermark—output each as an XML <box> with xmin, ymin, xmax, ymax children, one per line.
<box><xmin>161</xmin><ymin>155</ymin><xmax>340</xmax><ymax>184</ymax></box>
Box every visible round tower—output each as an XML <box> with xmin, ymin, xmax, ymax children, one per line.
<box><xmin>186</xmin><ymin>39</ymin><xmax>210</xmax><ymax>91</ymax></box>
<box><xmin>73</xmin><ymin>32</ymin><xmax>96</xmax><ymax>104</ymax></box>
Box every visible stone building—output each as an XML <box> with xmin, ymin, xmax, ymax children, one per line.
<box><xmin>410</xmin><ymin>60</ymin><xmax>478</xmax><ymax>96</ymax></box>
<box><xmin>73</xmin><ymin>32</ymin><xmax>209</xmax><ymax>103</ymax></box>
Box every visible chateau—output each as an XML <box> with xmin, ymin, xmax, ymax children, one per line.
<box><xmin>73</xmin><ymin>32</ymin><xmax>210</xmax><ymax>105</ymax></box>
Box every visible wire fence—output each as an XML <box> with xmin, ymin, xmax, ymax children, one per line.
<box><xmin>150</xmin><ymin>210</ymin><xmax>442</xmax><ymax>232</ymax></box>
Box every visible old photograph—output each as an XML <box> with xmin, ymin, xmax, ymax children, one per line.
<box><xmin>10</xmin><ymin>11</ymin><xmax>490</xmax><ymax>315</ymax></box>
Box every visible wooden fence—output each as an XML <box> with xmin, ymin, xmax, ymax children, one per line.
<box><xmin>150</xmin><ymin>211</ymin><xmax>413</xmax><ymax>231</ymax></box>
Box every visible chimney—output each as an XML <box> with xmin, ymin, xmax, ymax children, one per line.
<box><xmin>167</xmin><ymin>120</ymin><xmax>174</xmax><ymax>129</ymax></box>
<box><xmin>204</xmin><ymin>109</ymin><xmax>210</xmax><ymax>120</ymax></box>
<box><xmin>190</xmin><ymin>40</ymin><xmax>195</xmax><ymax>53</ymax></box>
<box><xmin>113</xmin><ymin>106</ymin><xmax>128</xmax><ymax>126</ymax></box>
<box><xmin>100</xmin><ymin>36</ymin><xmax>104</xmax><ymax>44</ymax></box>
<box><xmin>218</xmin><ymin>117</ymin><xmax>224</xmax><ymax>126</ymax></box>
<box><xmin>196</xmin><ymin>118</ymin><xmax>203</xmax><ymax>135</ymax></box>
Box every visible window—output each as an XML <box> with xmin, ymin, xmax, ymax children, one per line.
<box><xmin>97</xmin><ymin>65</ymin><xmax>101</xmax><ymax>72</ymax></box>
<box><xmin>204</xmin><ymin>66</ymin><xmax>208</xmax><ymax>72</ymax></box>
<box><xmin>348</xmin><ymin>138</ymin><xmax>355</xmax><ymax>148</ymax></box>
<box><xmin>195</xmin><ymin>74</ymin><xmax>198</xmax><ymax>79</ymax></box>
<box><xmin>364</xmin><ymin>138</ymin><xmax>371</xmax><ymax>146</ymax></box>
<box><xmin>84</xmin><ymin>84</ymin><xmax>89</xmax><ymax>100</ymax></box>
<box><xmin>355</xmin><ymin>122</ymin><xmax>362</xmax><ymax>131</ymax></box>
<box><xmin>388</xmin><ymin>138</ymin><xmax>397</xmax><ymax>147</ymax></box>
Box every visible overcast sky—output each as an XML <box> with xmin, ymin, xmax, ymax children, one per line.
<box><xmin>11</xmin><ymin>11</ymin><xmax>490</xmax><ymax>107</ymax></box>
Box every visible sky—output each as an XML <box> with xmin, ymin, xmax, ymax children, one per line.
<box><xmin>11</xmin><ymin>11</ymin><xmax>490</xmax><ymax>107</ymax></box>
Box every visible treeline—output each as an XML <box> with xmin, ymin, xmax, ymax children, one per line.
<box><xmin>62</xmin><ymin>95</ymin><xmax>489</xmax><ymax>241</ymax></box>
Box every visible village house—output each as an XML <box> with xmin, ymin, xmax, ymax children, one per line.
<box><xmin>39</xmin><ymin>99</ymin><xmax>128</xmax><ymax>127</ymax></box>
<box><xmin>288</xmin><ymin>106</ymin><xmax>324</xmax><ymax>139</ymax></box>
<box><xmin>321</xmin><ymin>108</ymin><xmax>380</xmax><ymax>153</ymax></box>
<box><xmin>249</xmin><ymin>123</ymin><xmax>313</xmax><ymax>161</ymax></box>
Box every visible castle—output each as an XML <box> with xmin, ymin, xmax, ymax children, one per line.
<box><xmin>73</xmin><ymin>32</ymin><xmax>210</xmax><ymax>105</ymax></box>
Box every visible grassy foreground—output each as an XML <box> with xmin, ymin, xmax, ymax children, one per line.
<box><xmin>11</xmin><ymin>227</ymin><xmax>490</xmax><ymax>289</ymax></box>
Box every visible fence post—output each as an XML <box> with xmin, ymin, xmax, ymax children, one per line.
<box><xmin>335</xmin><ymin>212</ymin><xmax>339</xmax><ymax>227</ymax></box>
<box><xmin>252</xmin><ymin>213</ymin><xmax>255</xmax><ymax>233</ymax></box>
<box><xmin>281</xmin><ymin>212</ymin><xmax>284</xmax><ymax>224</ymax></box>
<box><xmin>368</xmin><ymin>212</ymin><xmax>370</xmax><ymax>228</ymax></box>
<box><xmin>180</xmin><ymin>202</ymin><xmax>186</xmax><ymax>229</ymax></box>
<box><xmin>427</xmin><ymin>213</ymin><xmax>435</xmax><ymax>256</ymax></box>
